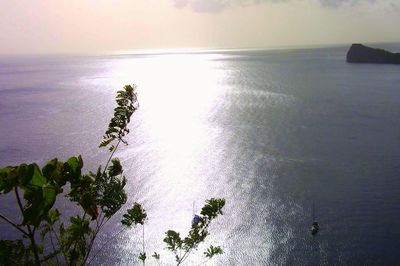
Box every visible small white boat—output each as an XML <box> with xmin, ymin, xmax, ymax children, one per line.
<box><xmin>310</xmin><ymin>221</ymin><xmax>319</xmax><ymax>235</ymax></box>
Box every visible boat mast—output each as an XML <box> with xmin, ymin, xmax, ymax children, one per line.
<box><xmin>312</xmin><ymin>200</ymin><xmax>315</xmax><ymax>222</ymax></box>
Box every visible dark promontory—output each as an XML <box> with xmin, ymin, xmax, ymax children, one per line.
<box><xmin>346</xmin><ymin>44</ymin><xmax>400</xmax><ymax>64</ymax></box>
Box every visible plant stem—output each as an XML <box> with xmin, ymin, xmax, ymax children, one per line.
<box><xmin>87</xmin><ymin>227</ymin><xmax>127</xmax><ymax>265</ymax></box>
<box><xmin>14</xmin><ymin>187</ymin><xmax>24</xmax><ymax>215</ymax></box>
<box><xmin>26</xmin><ymin>224</ymin><xmax>40</xmax><ymax>265</ymax></box>
<box><xmin>49</xmin><ymin>231</ymin><xmax>60</xmax><ymax>265</ymax></box>
<box><xmin>14</xmin><ymin>187</ymin><xmax>41</xmax><ymax>265</ymax></box>
<box><xmin>85</xmin><ymin>136</ymin><xmax>122</xmax><ymax>263</ymax></box>
<box><xmin>102</xmin><ymin>139</ymin><xmax>121</xmax><ymax>176</ymax></box>
<box><xmin>51</xmin><ymin>225</ymin><xmax>68</xmax><ymax>264</ymax></box>
<box><xmin>0</xmin><ymin>213</ymin><xmax>29</xmax><ymax>236</ymax></box>
<box><xmin>177</xmin><ymin>248</ymin><xmax>193</xmax><ymax>266</ymax></box>
<box><xmin>84</xmin><ymin>214</ymin><xmax>107</xmax><ymax>264</ymax></box>
<box><xmin>142</xmin><ymin>224</ymin><xmax>145</xmax><ymax>266</ymax></box>
<box><xmin>86</xmin><ymin>120</ymin><xmax>126</xmax><ymax>263</ymax></box>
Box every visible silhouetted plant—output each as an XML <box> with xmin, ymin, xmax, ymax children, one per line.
<box><xmin>0</xmin><ymin>84</ymin><xmax>225</xmax><ymax>266</ymax></box>
<box><xmin>164</xmin><ymin>198</ymin><xmax>225</xmax><ymax>265</ymax></box>
<box><xmin>139</xmin><ymin>198</ymin><xmax>225</xmax><ymax>265</ymax></box>
<box><xmin>0</xmin><ymin>85</ymin><xmax>145</xmax><ymax>265</ymax></box>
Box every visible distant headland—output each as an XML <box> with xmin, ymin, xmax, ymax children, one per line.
<box><xmin>346</xmin><ymin>44</ymin><xmax>400</xmax><ymax>64</ymax></box>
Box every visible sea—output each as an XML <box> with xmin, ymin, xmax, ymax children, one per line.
<box><xmin>1</xmin><ymin>44</ymin><xmax>400</xmax><ymax>265</ymax></box>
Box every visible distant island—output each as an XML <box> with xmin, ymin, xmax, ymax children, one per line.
<box><xmin>346</xmin><ymin>44</ymin><xmax>400</xmax><ymax>64</ymax></box>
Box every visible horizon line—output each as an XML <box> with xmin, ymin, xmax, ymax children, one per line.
<box><xmin>1</xmin><ymin>41</ymin><xmax>399</xmax><ymax>57</ymax></box>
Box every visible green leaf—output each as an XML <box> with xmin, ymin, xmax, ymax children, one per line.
<box><xmin>0</xmin><ymin>240</ymin><xmax>34</xmax><ymax>265</ymax></box>
<box><xmin>107</xmin><ymin>158</ymin><xmax>123</xmax><ymax>177</ymax></box>
<box><xmin>46</xmin><ymin>209</ymin><xmax>61</xmax><ymax>225</ymax></box>
<box><xmin>40</xmin><ymin>209</ymin><xmax>61</xmax><ymax>240</ymax></box>
<box><xmin>99</xmin><ymin>138</ymin><xmax>113</xmax><ymax>148</ymax></box>
<box><xmin>16</xmin><ymin>164</ymin><xmax>34</xmax><ymax>186</ymax></box>
<box><xmin>121</xmin><ymin>203</ymin><xmax>147</xmax><ymax>227</ymax></box>
<box><xmin>28</xmin><ymin>163</ymin><xmax>47</xmax><ymax>187</ymax></box>
<box><xmin>151</xmin><ymin>252</ymin><xmax>160</xmax><ymax>260</ymax></box>
<box><xmin>21</xmin><ymin>165</ymin><xmax>57</xmax><ymax>226</ymax></box>
<box><xmin>163</xmin><ymin>198</ymin><xmax>226</xmax><ymax>264</ymax></box>
<box><xmin>0</xmin><ymin>163</ymin><xmax>46</xmax><ymax>194</ymax></box>
<box><xmin>139</xmin><ymin>252</ymin><xmax>146</xmax><ymax>262</ymax></box>
<box><xmin>64</xmin><ymin>156</ymin><xmax>83</xmax><ymax>184</ymax></box>
<box><xmin>60</xmin><ymin>216</ymin><xmax>92</xmax><ymax>264</ymax></box>
<box><xmin>42</xmin><ymin>158</ymin><xmax>67</xmax><ymax>186</ymax></box>
<box><xmin>163</xmin><ymin>230</ymin><xmax>182</xmax><ymax>252</ymax></box>
<box><xmin>22</xmin><ymin>184</ymin><xmax>57</xmax><ymax>226</ymax></box>
<box><xmin>204</xmin><ymin>245</ymin><xmax>223</xmax><ymax>258</ymax></box>
<box><xmin>100</xmin><ymin>84</ymin><xmax>139</xmax><ymax>150</ymax></box>
<box><xmin>200</xmin><ymin>198</ymin><xmax>225</xmax><ymax>220</ymax></box>
<box><xmin>94</xmin><ymin>164</ymin><xmax>127</xmax><ymax>218</ymax></box>
<box><xmin>79</xmin><ymin>192</ymin><xmax>98</xmax><ymax>220</ymax></box>
<box><xmin>0</xmin><ymin>166</ymin><xmax>18</xmax><ymax>194</ymax></box>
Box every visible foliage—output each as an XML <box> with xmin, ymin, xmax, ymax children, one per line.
<box><xmin>204</xmin><ymin>245</ymin><xmax>223</xmax><ymax>258</ymax></box>
<box><xmin>152</xmin><ymin>252</ymin><xmax>160</xmax><ymax>260</ymax></box>
<box><xmin>100</xmin><ymin>84</ymin><xmax>139</xmax><ymax>151</ymax></box>
<box><xmin>121</xmin><ymin>203</ymin><xmax>147</xmax><ymax>227</ymax></box>
<box><xmin>0</xmin><ymin>84</ymin><xmax>225</xmax><ymax>266</ymax></box>
<box><xmin>0</xmin><ymin>240</ymin><xmax>35</xmax><ymax>265</ymax></box>
<box><xmin>0</xmin><ymin>85</ymin><xmax>143</xmax><ymax>265</ymax></box>
<box><xmin>136</xmin><ymin>199</ymin><xmax>225</xmax><ymax>265</ymax></box>
<box><xmin>59</xmin><ymin>215</ymin><xmax>92</xmax><ymax>264</ymax></box>
<box><xmin>162</xmin><ymin>198</ymin><xmax>225</xmax><ymax>265</ymax></box>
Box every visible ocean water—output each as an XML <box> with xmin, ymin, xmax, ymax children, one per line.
<box><xmin>1</xmin><ymin>44</ymin><xmax>400</xmax><ymax>265</ymax></box>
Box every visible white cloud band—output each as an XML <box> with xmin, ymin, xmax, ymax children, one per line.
<box><xmin>173</xmin><ymin>0</ymin><xmax>378</xmax><ymax>12</ymax></box>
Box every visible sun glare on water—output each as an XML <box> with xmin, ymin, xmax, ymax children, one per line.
<box><xmin>141</xmin><ymin>54</ymin><xmax>230</xmax><ymax>197</ymax></box>
<box><xmin>97</xmin><ymin>53</ymin><xmax>232</xmax><ymax>261</ymax></box>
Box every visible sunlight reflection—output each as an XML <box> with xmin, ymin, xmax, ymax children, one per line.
<box><xmin>106</xmin><ymin>53</ymin><xmax>230</xmax><ymax>230</ymax></box>
<box><xmin>139</xmin><ymin>54</ymin><xmax>226</xmax><ymax>196</ymax></box>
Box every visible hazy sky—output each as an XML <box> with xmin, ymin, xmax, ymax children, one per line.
<box><xmin>0</xmin><ymin>0</ymin><xmax>399</xmax><ymax>54</ymax></box>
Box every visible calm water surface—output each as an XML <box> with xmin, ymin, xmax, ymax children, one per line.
<box><xmin>1</xmin><ymin>45</ymin><xmax>400</xmax><ymax>265</ymax></box>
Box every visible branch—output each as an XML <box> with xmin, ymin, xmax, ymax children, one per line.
<box><xmin>86</xmin><ymin>135</ymin><xmax>123</xmax><ymax>263</ymax></box>
<box><xmin>87</xmin><ymin>227</ymin><xmax>127</xmax><ymax>265</ymax></box>
<box><xmin>177</xmin><ymin>248</ymin><xmax>194</xmax><ymax>266</ymax></box>
<box><xmin>15</xmin><ymin>188</ymin><xmax>41</xmax><ymax>265</ymax></box>
<box><xmin>51</xmin><ymin>224</ymin><xmax>68</xmax><ymax>263</ymax></box>
<box><xmin>49</xmin><ymin>231</ymin><xmax>61</xmax><ymax>264</ymax></box>
<box><xmin>0</xmin><ymin>213</ymin><xmax>29</xmax><ymax>237</ymax></box>
<box><xmin>14</xmin><ymin>187</ymin><xmax>25</xmax><ymax>215</ymax></box>
<box><xmin>102</xmin><ymin>139</ymin><xmax>121</xmax><ymax>177</ymax></box>
<box><xmin>84</xmin><ymin>214</ymin><xmax>108</xmax><ymax>263</ymax></box>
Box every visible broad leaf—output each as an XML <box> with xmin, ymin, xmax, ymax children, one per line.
<box><xmin>22</xmin><ymin>184</ymin><xmax>57</xmax><ymax>226</ymax></box>
<box><xmin>42</xmin><ymin>158</ymin><xmax>67</xmax><ymax>186</ymax></box>
<box><xmin>64</xmin><ymin>156</ymin><xmax>83</xmax><ymax>184</ymax></box>
<box><xmin>0</xmin><ymin>166</ymin><xmax>17</xmax><ymax>194</ymax></box>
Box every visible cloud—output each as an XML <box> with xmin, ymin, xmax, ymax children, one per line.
<box><xmin>319</xmin><ymin>0</ymin><xmax>375</xmax><ymax>7</ymax></box>
<box><xmin>173</xmin><ymin>0</ymin><xmax>287</xmax><ymax>13</ymax></box>
<box><xmin>174</xmin><ymin>0</ymin><xmax>230</xmax><ymax>12</ymax></box>
<box><xmin>387</xmin><ymin>1</ymin><xmax>400</xmax><ymax>11</ymax></box>
<box><xmin>173</xmin><ymin>0</ymin><xmax>377</xmax><ymax>12</ymax></box>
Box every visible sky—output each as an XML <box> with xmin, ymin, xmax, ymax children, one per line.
<box><xmin>0</xmin><ymin>0</ymin><xmax>399</xmax><ymax>54</ymax></box>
